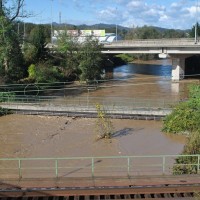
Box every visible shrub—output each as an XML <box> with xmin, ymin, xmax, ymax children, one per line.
<box><xmin>162</xmin><ymin>84</ymin><xmax>200</xmax><ymax>175</ymax></box>
<box><xmin>162</xmin><ymin>84</ymin><xmax>200</xmax><ymax>134</ymax></box>
<box><xmin>0</xmin><ymin>92</ymin><xmax>15</xmax><ymax>102</ymax></box>
<box><xmin>95</xmin><ymin>103</ymin><xmax>114</xmax><ymax>140</ymax></box>
<box><xmin>173</xmin><ymin>131</ymin><xmax>200</xmax><ymax>175</ymax></box>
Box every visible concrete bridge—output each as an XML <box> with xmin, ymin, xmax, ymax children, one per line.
<box><xmin>102</xmin><ymin>38</ymin><xmax>200</xmax><ymax>81</ymax></box>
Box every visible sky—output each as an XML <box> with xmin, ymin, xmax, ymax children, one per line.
<box><xmin>22</xmin><ymin>0</ymin><xmax>200</xmax><ymax>30</ymax></box>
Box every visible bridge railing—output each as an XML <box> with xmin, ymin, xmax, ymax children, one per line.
<box><xmin>105</xmin><ymin>38</ymin><xmax>198</xmax><ymax>47</ymax></box>
<box><xmin>0</xmin><ymin>155</ymin><xmax>199</xmax><ymax>179</ymax></box>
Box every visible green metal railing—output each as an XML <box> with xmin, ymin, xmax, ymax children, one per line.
<box><xmin>0</xmin><ymin>155</ymin><xmax>199</xmax><ymax>179</ymax></box>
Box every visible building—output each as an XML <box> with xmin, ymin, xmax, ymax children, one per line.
<box><xmin>52</xmin><ymin>30</ymin><xmax>120</xmax><ymax>44</ymax></box>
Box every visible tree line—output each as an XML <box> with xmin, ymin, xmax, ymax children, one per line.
<box><xmin>0</xmin><ymin>0</ymin><xmax>199</xmax><ymax>84</ymax></box>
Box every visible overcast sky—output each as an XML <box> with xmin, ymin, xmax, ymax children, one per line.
<box><xmin>24</xmin><ymin>0</ymin><xmax>199</xmax><ymax>30</ymax></box>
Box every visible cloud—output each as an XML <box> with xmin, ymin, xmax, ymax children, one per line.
<box><xmin>98</xmin><ymin>7</ymin><xmax>120</xmax><ymax>23</ymax></box>
<box><xmin>26</xmin><ymin>0</ymin><xmax>198</xmax><ymax>30</ymax></box>
<box><xmin>57</xmin><ymin>0</ymin><xmax>197</xmax><ymax>29</ymax></box>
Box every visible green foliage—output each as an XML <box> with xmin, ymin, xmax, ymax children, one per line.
<box><xmin>172</xmin><ymin>131</ymin><xmax>200</xmax><ymax>175</ymax></box>
<box><xmin>125</xmin><ymin>25</ymin><xmax>187</xmax><ymax>40</ymax></box>
<box><xmin>95</xmin><ymin>103</ymin><xmax>114</xmax><ymax>140</ymax></box>
<box><xmin>56</xmin><ymin>33</ymin><xmax>80</xmax><ymax>79</ymax></box>
<box><xmin>115</xmin><ymin>54</ymin><xmax>134</xmax><ymax>63</ymax></box>
<box><xmin>162</xmin><ymin>29</ymin><xmax>185</xmax><ymax>38</ymax></box>
<box><xmin>190</xmin><ymin>22</ymin><xmax>200</xmax><ymax>38</ymax></box>
<box><xmin>33</xmin><ymin>62</ymin><xmax>64</xmax><ymax>83</ymax></box>
<box><xmin>28</xmin><ymin>64</ymin><xmax>36</xmax><ymax>79</ymax></box>
<box><xmin>0</xmin><ymin>16</ymin><xmax>25</xmax><ymax>83</ymax></box>
<box><xmin>0</xmin><ymin>92</ymin><xmax>15</xmax><ymax>102</ymax></box>
<box><xmin>162</xmin><ymin>84</ymin><xmax>200</xmax><ymax>175</ymax></box>
<box><xmin>126</xmin><ymin>26</ymin><xmax>161</xmax><ymax>40</ymax></box>
<box><xmin>79</xmin><ymin>38</ymin><xmax>103</xmax><ymax>81</ymax></box>
<box><xmin>24</xmin><ymin>25</ymin><xmax>49</xmax><ymax>65</ymax></box>
<box><xmin>56</xmin><ymin>34</ymin><xmax>104</xmax><ymax>81</ymax></box>
<box><xmin>162</xmin><ymin>84</ymin><xmax>200</xmax><ymax>134</ymax></box>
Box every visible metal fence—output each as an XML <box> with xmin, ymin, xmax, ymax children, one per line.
<box><xmin>0</xmin><ymin>95</ymin><xmax>177</xmax><ymax>116</ymax></box>
<box><xmin>0</xmin><ymin>155</ymin><xmax>199</xmax><ymax>179</ymax></box>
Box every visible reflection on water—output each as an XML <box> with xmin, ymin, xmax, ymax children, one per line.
<box><xmin>92</xmin><ymin>61</ymin><xmax>198</xmax><ymax>101</ymax></box>
<box><xmin>112</xmin><ymin>63</ymin><xmax>172</xmax><ymax>79</ymax></box>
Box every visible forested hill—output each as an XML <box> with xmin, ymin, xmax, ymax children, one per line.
<box><xmin>17</xmin><ymin>22</ymin><xmax>191</xmax><ymax>40</ymax></box>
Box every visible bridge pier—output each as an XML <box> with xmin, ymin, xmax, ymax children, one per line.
<box><xmin>171</xmin><ymin>55</ymin><xmax>189</xmax><ymax>81</ymax></box>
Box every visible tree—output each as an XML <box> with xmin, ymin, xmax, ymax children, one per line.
<box><xmin>79</xmin><ymin>37</ymin><xmax>103</xmax><ymax>81</ymax></box>
<box><xmin>56</xmin><ymin>33</ymin><xmax>104</xmax><ymax>81</ymax></box>
<box><xmin>190</xmin><ymin>22</ymin><xmax>200</xmax><ymax>38</ymax></box>
<box><xmin>0</xmin><ymin>0</ymin><xmax>25</xmax><ymax>21</ymax></box>
<box><xmin>56</xmin><ymin>32</ymin><xmax>80</xmax><ymax>80</ymax></box>
<box><xmin>125</xmin><ymin>26</ymin><xmax>161</xmax><ymax>40</ymax></box>
<box><xmin>0</xmin><ymin>0</ymin><xmax>26</xmax><ymax>83</ymax></box>
<box><xmin>162</xmin><ymin>29</ymin><xmax>185</xmax><ymax>38</ymax></box>
<box><xmin>0</xmin><ymin>16</ymin><xmax>24</xmax><ymax>82</ymax></box>
<box><xmin>24</xmin><ymin>25</ymin><xmax>49</xmax><ymax>65</ymax></box>
<box><xmin>27</xmin><ymin>62</ymin><xmax>64</xmax><ymax>83</ymax></box>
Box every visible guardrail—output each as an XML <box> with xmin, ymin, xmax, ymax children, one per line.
<box><xmin>0</xmin><ymin>155</ymin><xmax>199</xmax><ymax>179</ymax></box>
<box><xmin>105</xmin><ymin>38</ymin><xmax>200</xmax><ymax>47</ymax></box>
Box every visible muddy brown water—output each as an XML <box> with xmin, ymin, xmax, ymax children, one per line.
<box><xmin>1</xmin><ymin>61</ymin><xmax>196</xmax><ymax>160</ymax></box>
<box><xmin>0</xmin><ymin>114</ymin><xmax>185</xmax><ymax>158</ymax></box>
<box><xmin>61</xmin><ymin>61</ymin><xmax>199</xmax><ymax>102</ymax></box>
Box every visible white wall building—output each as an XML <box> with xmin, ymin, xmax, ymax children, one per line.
<box><xmin>52</xmin><ymin>30</ymin><xmax>120</xmax><ymax>44</ymax></box>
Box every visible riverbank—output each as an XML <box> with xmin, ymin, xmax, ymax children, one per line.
<box><xmin>131</xmin><ymin>59</ymin><xmax>172</xmax><ymax>65</ymax></box>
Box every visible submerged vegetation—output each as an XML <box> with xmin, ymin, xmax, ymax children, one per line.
<box><xmin>95</xmin><ymin>103</ymin><xmax>114</xmax><ymax>140</ymax></box>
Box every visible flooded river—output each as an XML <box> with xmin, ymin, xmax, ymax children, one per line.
<box><xmin>76</xmin><ymin>60</ymin><xmax>199</xmax><ymax>102</ymax></box>
<box><xmin>0</xmin><ymin>115</ymin><xmax>185</xmax><ymax>158</ymax></box>
<box><xmin>0</xmin><ymin>59</ymin><xmax>193</xmax><ymax>159</ymax></box>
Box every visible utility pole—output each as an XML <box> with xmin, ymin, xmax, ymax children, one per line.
<box><xmin>59</xmin><ymin>11</ymin><xmax>61</xmax><ymax>24</ymax></box>
<box><xmin>51</xmin><ymin>0</ymin><xmax>53</xmax><ymax>44</ymax></box>
<box><xmin>22</xmin><ymin>4</ymin><xmax>26</xmax><ymax>46</ymax></box>
<box><xmin>195</xmin><ymin>0</ymin><xmax>199</xmax><ymax>43</ymax></box>
<box><xmin>115</xmin><ymin>7</ymin><xmax>118</xmax><ymax>42</ymax></box>
<box><xmin>59</xmin><ymin>0</ymin><xmax>62</xmax><ymax>24</ymax></box>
